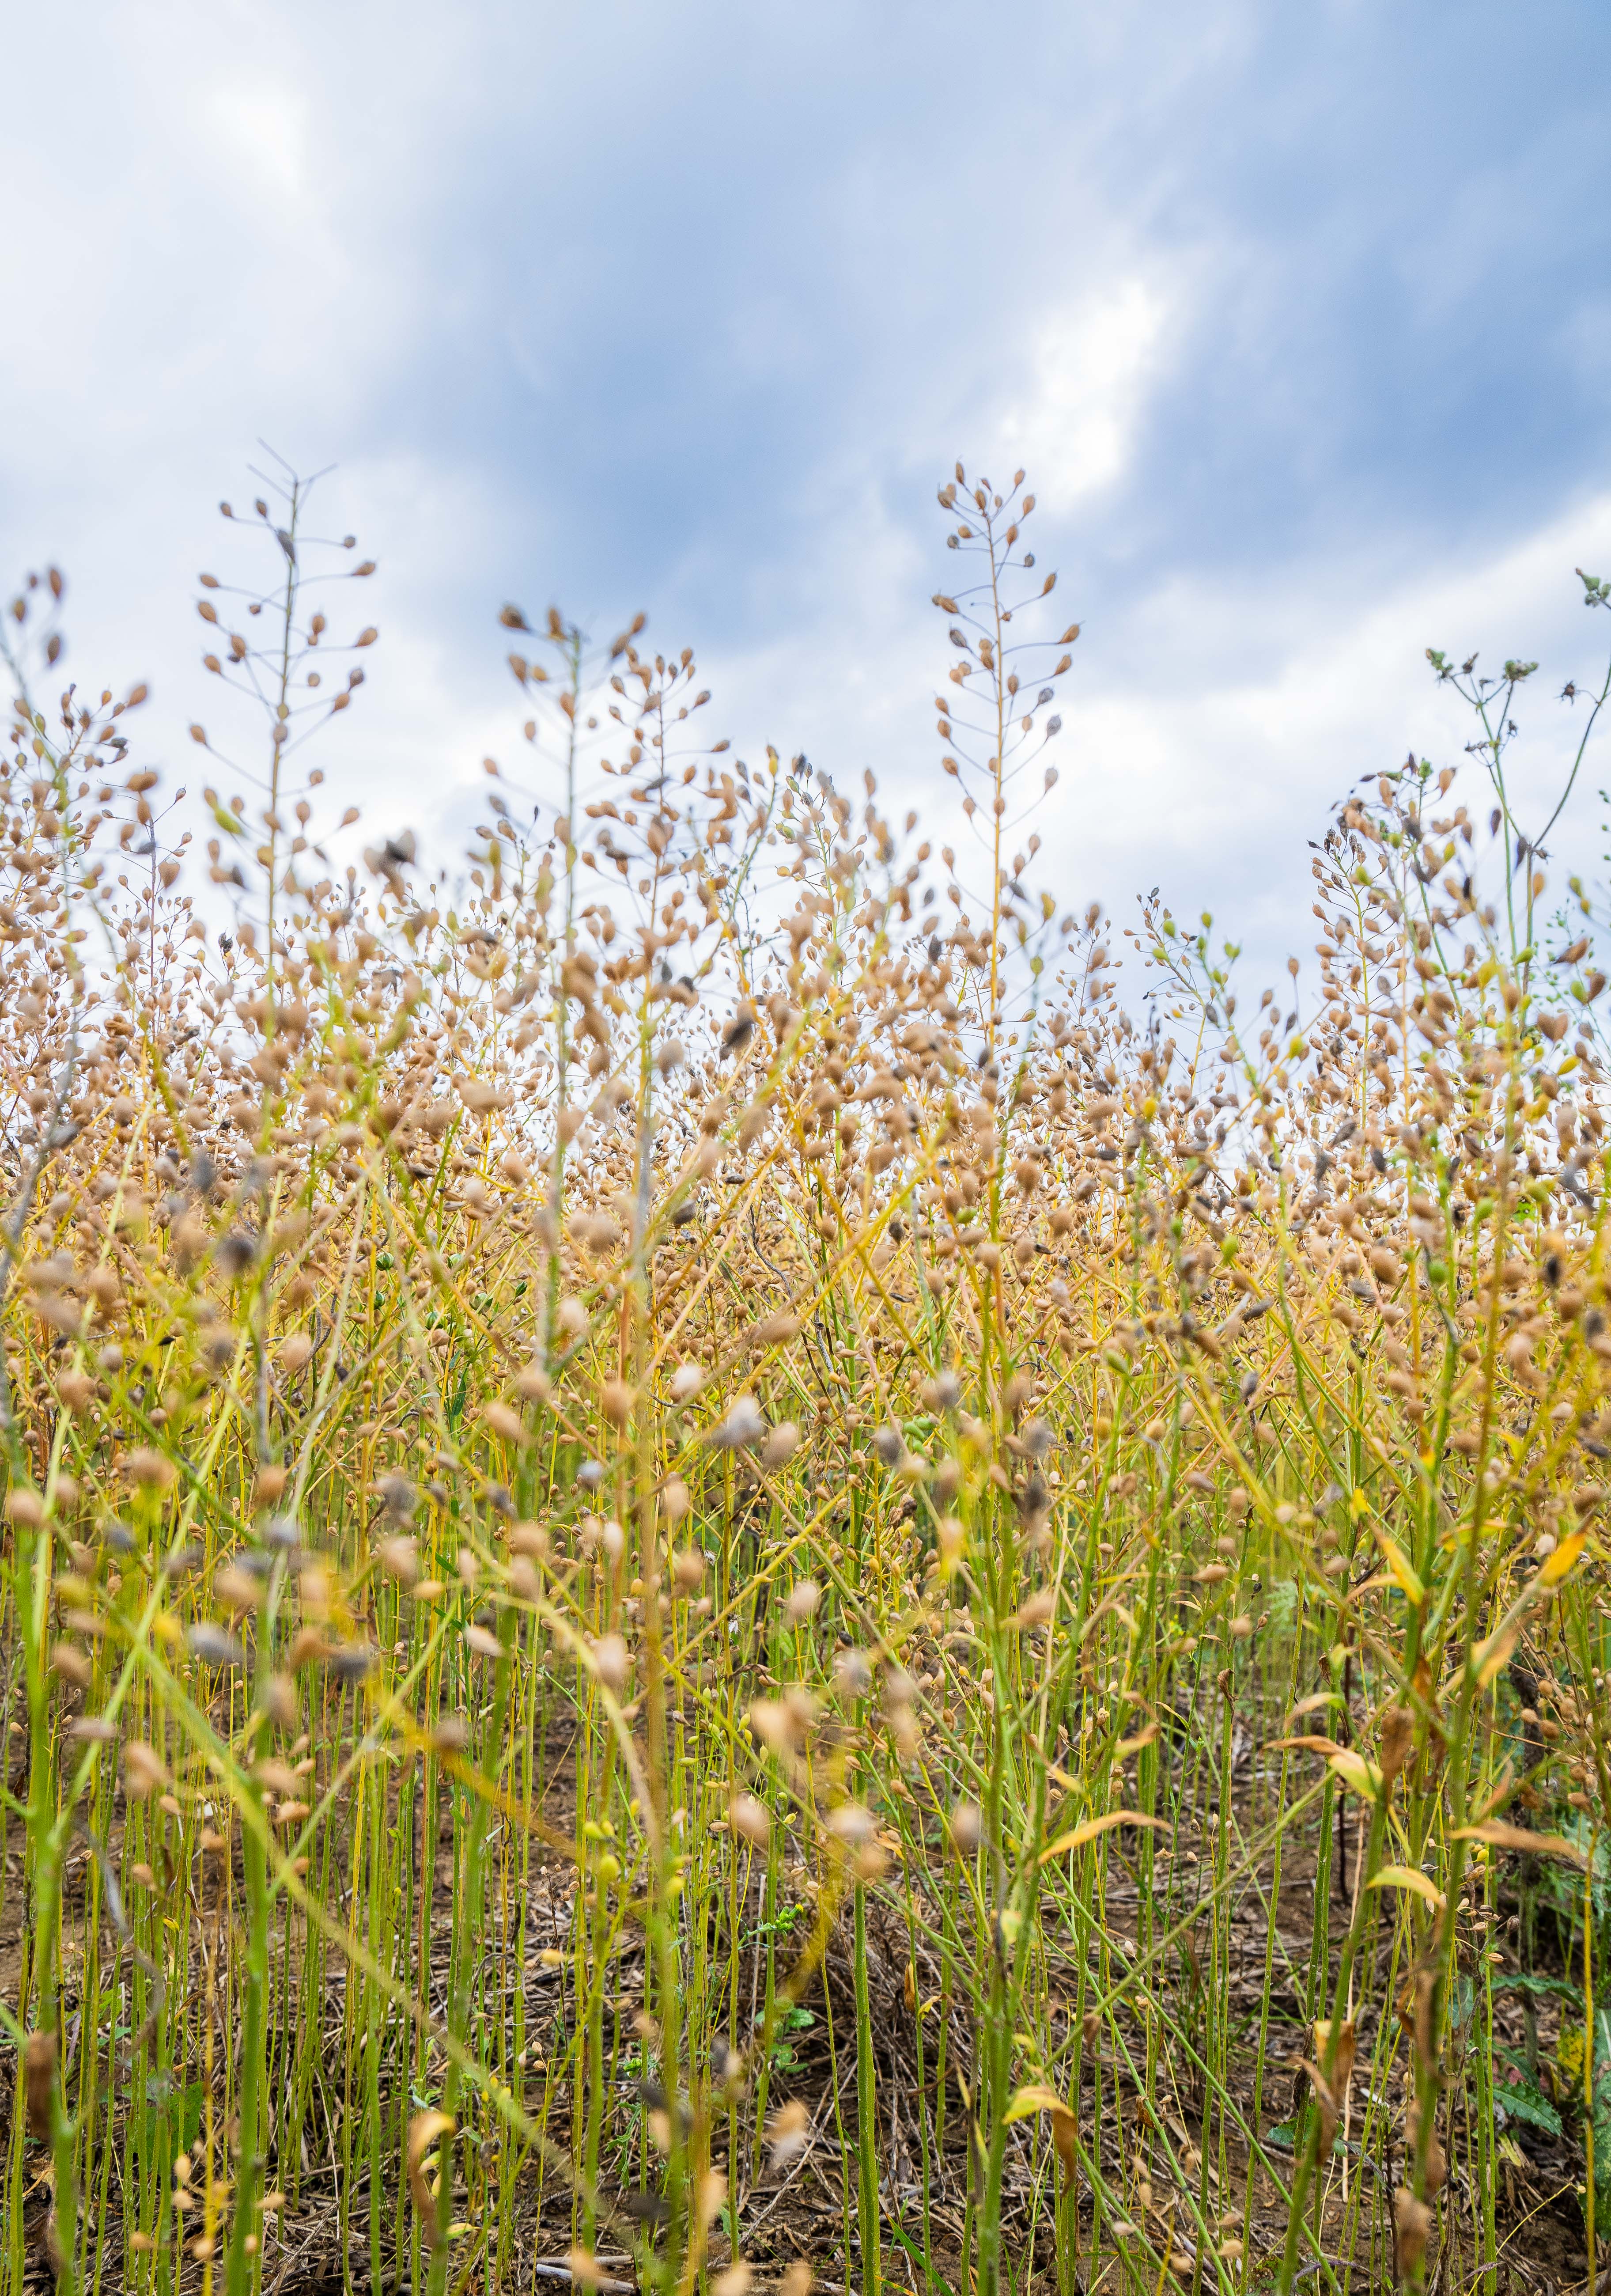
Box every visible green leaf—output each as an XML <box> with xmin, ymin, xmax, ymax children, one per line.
<box><xmin>1493</xmin><ymin>1971</ymin><xmax>1582</xmax><ymax>2004</ymax></box>
<box><xmin>1495</xmin><ymin>2081</ymin><xmax>1562</xmax><ymax>2138</ymax></box>
<box><xmin>1264</xmin><ymin>1579</ymin><xmax>1299</xmax><ymax>1633</ymax></box>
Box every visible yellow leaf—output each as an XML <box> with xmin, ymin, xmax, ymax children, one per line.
<box><xmin>1559</xmin><ymin>2027</ymin><xmax>1587</xmax><ymax>2087</ymax></box>
<box><xmin>1116</xmin><ymin>1722</ymin><xmax>1158</xmax><ymax>1758</ymax></box>
<box><xmin>1038</xmin><ymin>1810</ymin><xmax>1167</xmax><ymax>1863</ymax></box>
<box><xmin>1472</xmin><ymin>1620</ymin><xmax>1519</xmax><ymax>1689</ymax></box>
<box><xmin>1265</xmin><ymin>1734</ymin><xmax>1343</xmax><ymax>1757</ymax></box>
<box><xmin>1373</xmin><ymin>1528</ymin><xmax>1426</xmax><ymax>1606</ymax></box>
<box><xmin>407</xmin><ymin>2110</ymin><xmax>456</xmax><ymax>2247</ymax></box>
<box><xmin>1366</xmin><ymin>1864</ymin><xmax>1446</xmax><ymax>1911</ymax></box>
<box><xmin>1004</xmin><ymin>2084</ymin><xmax>1077</xmax><ymax>2182</ymax></box>
<box><xmin>407</xmin><ymin>2110</ymin><xmax>455</xmax><ymax>2171</ymax></box>
<box><xmin>1327</xmin><ymin>1749</ymin><xmax>1382</xmax><ymax>1802</ymax></box>
<box><xmin>1539</xmin><ymin>1530</ymin><xmax>1587</xmax><ymax>1587</ymax></box>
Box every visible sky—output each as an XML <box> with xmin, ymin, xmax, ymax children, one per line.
<box><xmin>5</xmin><ymin>0</ymin><xmax>1611</xmax><ymax>1000</ymax></box>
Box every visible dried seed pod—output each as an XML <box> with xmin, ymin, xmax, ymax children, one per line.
<box><xmin>728</xmin><ymin>1792</ymin><xmax>771</xmax><ymax>1845</ymax></box>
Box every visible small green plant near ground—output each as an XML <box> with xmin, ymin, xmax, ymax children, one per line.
<box><xmin>0</xmin><ymin>460</ymin><xmax>1609</xmax><ymax>2296</ymax></box>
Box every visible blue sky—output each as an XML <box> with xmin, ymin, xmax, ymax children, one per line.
<box><xmin>6</xmin><ymin>0</ymin><xmax>1611</xmax><ymax>992</ymax></box>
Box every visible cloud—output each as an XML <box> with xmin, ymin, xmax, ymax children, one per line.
<box><xmin>996</xmin><ymin>280</ymin><xmax>1172</xmax><ymax>505</ymax></box>
<box><xmin>1014</xmin><ymin>483</ymin><xmax>1611</xmax><ymax>989</ymax></box>
<box><xmin>682</xmin><ymin>477</ymin><xmax>1611</xmax><ymax>1019</ymax></box>
<box><xmin>200</xmin><ymin>79</ymin><xmax>314</xmax><ymax>206</ymax></box>
<box><xmin>3</xmin><ymin>0</ymin><xmax>1611</xmax><ymax>997</ymax></box>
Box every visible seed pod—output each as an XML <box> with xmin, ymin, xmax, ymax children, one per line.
<box><xmin>123</xmin><ymin>1739</ymin><xmax>170</xmax><ymax>1798</ymax></box>
<box><xmin>591</xmin><ymin>1634</ymin><xmax>630</xmax><ymax>1693</ymax></box>
<box><xmin>949</xmin><ymin>1800</ymin><xmax>983</xmax><ymax>1853</ymax></box>
<box><xmin>482</xmin><ymin>1400</ymin><xmax>528</xmax><ymax>1446</ymax></box>
<box><xmin>376</xmin><ymin>1536</ymin><xmax>420</xmax><ymax>1587</ymax></box>
<box><xmin>768</xmin><ymin>2099</ymin><xmax>811</xmax><ymax>2167</ymax></box>
<box><xmin>762</xmin><ymin>1421</ymin><xmax>800</xmax><ymax>1468</ymax></box>
<box><xmin>784</xmin><ymin>1578</ymin><xmax>821</xmax><ymax>1622</ymax></box>
<box><xmin>728</xmin><ymin>1792</ymin><xmax>771</xmax><ymax>1845</ymax></box>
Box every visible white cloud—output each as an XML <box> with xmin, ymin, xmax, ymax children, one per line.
<box><xmin>996</xmin><ymin>279</ymin><xmax>1171</xmax><ymax>503</ymax></box>
<box><xmin>683</xmin><ymin>478</ymin><xmax>1611</xmax><ymax>1008</ymax></box>
<box><xmin>1021</xmin><ymin>484</ymin><xmax>1611</xmax><ymax>981</ymax></box>
<box><xmin>2</xmin><ymin>0</ymin><xmax>1606</xmax><ymax>1007</ymax></box>
<box><xmin>201</xmin><ymin>80</ymin><xmax>313</xmax><ymax>205</ymax></box>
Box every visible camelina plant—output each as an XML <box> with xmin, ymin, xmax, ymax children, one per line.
<box><xmin>2</xmin><ymin>457</ymin><xmax>1610</xmax><ymax>2296</ymax></box>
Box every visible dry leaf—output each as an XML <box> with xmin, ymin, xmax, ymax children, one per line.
<box><xmin>1003</xmin><ymin>2083</ymin><xmax>1078</xmax><ymax>2184</ymax></box>
<box><xmin>1453</xmin><ymin>1820</ymin><xmax>1588</xmax><ymax>1865</ymax></box>
<box><xmin>406</xmin><ymin>2110</ymin><xmax>454</xmax><ymax>2245</ymax></box>
<box><xmin>1039</xmin><ymin>1810</ymin><xmax>1166</xmax><ymax>1862</ymax></box>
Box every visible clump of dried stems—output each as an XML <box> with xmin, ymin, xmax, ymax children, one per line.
<box><xmin>2</xmin><ymin>458</ymin><xmax>1611</xmax><ymax>2296</ymax></box>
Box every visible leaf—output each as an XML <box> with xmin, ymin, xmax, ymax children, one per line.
<box><xmin>1539</xmin><ymin>1529</ymin><xmax>1588</xmax><ymax>1587</ymax></box>
<box><xmin>1453</xmin><ymin>1821</ymin><xmax>1588</xmax><ymax>1866</ymax></box>
<box><xmin>1495</xmin><ymin>2081</ymin><xmax>1563</xmax><ymax>2138</ymax></box>
<box><xmin>407</xmin><ymin>2110</ymin><xmax>456</xmax><ymax>2247</ymax></box>
<box><xmin>1471</xmin><ymin>1620</ymin><xmax>1520</xmax><ymax>1690</ymax></box>
<box><xmin>1288</xmin><ymin>1690</ymin><xmax>1344</xmax><ymax>1718</ymax></box>
<box><xmin>1327</xmin><ymin>1749</ymin><xmax>1383</xmax><ymax>1802</ymax></box>
<box><xmin>1366</xmin><ymin>1864</ymin><xmax>1446</xmax><ymax>1911</ymax></box>
<box><xmin>1374</xmin><ymin>1527</ymin><xmax>1426</xmax><ymax>1606</ymax></box>
<box><xmin>1115</xmin><ymin>1722</ymin><xmax>1158</xmax><ymax>1758</ymax></box>
<box><xmin>1297</xmin><ymin>2060</ymin><xmax>1340</xmax><ymax>2154</ymax></box>
<box><xmin>1038</xmin><ymin>1810</ymin><xmax>1167</xmax><ymax>1863</ymax></box>
<box><xmin>408</xmin><ymin>2109</ymin><xmax>455</xmax><ymax>2166</ymax></box>
<box><xmin>1004</xmin><ymin>2084</ymin><xmax>1077</xmax><ymax>2184</ymax></box>
<box><xmin>1265</xmin><ymin>1734</ymin><xmax>1344</xmax><ymax>1757</ymax></box>
<box><xmin>1313</xmin><ymin>2017</ymin><xmax>1357</xmax><ymax>2091</ymax></box>
<box><xmin>1493</xmin><ymin>1971</ymin><xmax>1582</xmax><ymax>2002</ymax></box>
<box><xmin>1264</xmin><ymin>1577</ymin><xmax>1300</xmax><ymax>1632</ymax></box>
